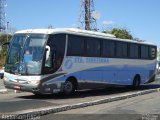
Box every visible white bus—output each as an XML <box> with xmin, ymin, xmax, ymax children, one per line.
<box><xmin>3</xmin><ymin>28</ymin><xmax>157</xmax><ymax>95</ymax></box>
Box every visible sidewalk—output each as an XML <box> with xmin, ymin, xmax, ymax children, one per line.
<box><xmin>0</xmin><ymin>78</ymin><xmax>7</xmax><ymax>93</ymax></box>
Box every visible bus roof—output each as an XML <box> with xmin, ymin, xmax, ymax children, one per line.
<box><xmin>15</xmin><ymin>28</ymin><xmax>156</xmax><ymax>46</ymax></box>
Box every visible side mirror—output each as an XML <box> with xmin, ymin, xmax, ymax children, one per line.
<box><xmin>45</xmin><ymin>45</ymin><xmax>50</xmax><ymax>61</ymax></box>
<box><xmin>0</xmin><ymin>42</ymin><xmax>10</xmax><ymax>53</ymax></box>
<box><xmin>2</xmin><ymin>42</ymin><xmax>10</xmax><ymax>46</ymax></box>
<box><xmin>45</xmin><ymin>45</ymin><xmax>52</xmax><ymax>67</ymax></box>
<box><xmin>2</xmin><ymin>42</ymin><xmax>10</xmax><ymax>51</ymax></box>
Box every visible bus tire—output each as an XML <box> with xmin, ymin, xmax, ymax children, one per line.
<box><xmin>132</xmin><ymin>75</ymin><xmax>140</xmax><ymax>88</ymax></box>
<box><xmin>63</xmin><ymin>78</ymin><xmax>77</xmax><ymax>95</ymax></box>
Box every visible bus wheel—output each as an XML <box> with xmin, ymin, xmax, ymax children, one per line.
<box><xmin>132</xmin><ymin>75</ymin><xmax>140</xmax><ymax>88</ymax></box>
<box><xmin>63</xmin><ymin>80</ymin><xmax>76</xmax><ymax>95</ymax></box>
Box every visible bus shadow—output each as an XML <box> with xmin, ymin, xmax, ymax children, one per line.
<box><xmin>17</xmin><ymin>84</ymin><xmax>160</xmax><ymax>100</ymax></box>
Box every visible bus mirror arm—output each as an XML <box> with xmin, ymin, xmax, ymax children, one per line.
<box><xmin>45</xmin><ymin>45</ymin><xmax>50</xmax><ymax>61</ymax></box>
<box><xmin>2</xmin><ymin>42</ymin><xmax>10</xmax><ymax>46</ymax></box>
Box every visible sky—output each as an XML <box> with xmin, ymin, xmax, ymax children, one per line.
<box><xmin>5</xmin><ymin>0</ymin><xmax>160</xmax><ymax>47</ymax></box>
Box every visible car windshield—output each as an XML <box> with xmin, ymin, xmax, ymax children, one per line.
<box><xmin>5</xmin><ymin>34</ymin><xmax>48</xmax><ymax>75</ymax></box>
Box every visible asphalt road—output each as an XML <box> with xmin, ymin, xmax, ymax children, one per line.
<box><xmin>0</xmin><ymin>84</ymin><xmax>160</xmax><ymax>113</ymax></box>
<box><xmin>0</xmin><ymin>76</ymin><xmax>160</xmax><ymax>120</ymax></box>
<box><xmin>0</xmin><ymin>78</ymin><xmax>5</xmax><ymax>90</ymax></box>
<box><xmin>40</xmin><ymin>92</ymin><xmax>160</xmax><ymax>120</ymax></box>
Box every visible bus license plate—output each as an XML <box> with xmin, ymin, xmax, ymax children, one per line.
<box><xmin>14</xmin><ymin>86</ymin><xmax>21</xmax><ymax>90</ymax></box>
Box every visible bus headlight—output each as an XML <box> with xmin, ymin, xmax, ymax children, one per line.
<box><xmin>29</xmin><ymin>80</ymin><xmax>40</xmax><ymax>85</ymax></box>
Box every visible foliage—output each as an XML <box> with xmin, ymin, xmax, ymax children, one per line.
<box><xmin>103</xmin><ymin>28</ymin><xmax>133</xmax><ymax>40</ymax></box>
<box><xmin>0</xmin><ymin>34</ymin><xmax>12</xmax><ymax>67</ymax></box>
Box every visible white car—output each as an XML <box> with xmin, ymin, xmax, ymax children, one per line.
<box><xmin>0</xmin><ymin>69</ymin><xmax>4</xmax><ymax>79</ymax></box>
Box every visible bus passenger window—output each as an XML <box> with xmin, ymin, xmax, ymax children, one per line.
<box><xmin>149</xmin><ymin>47</ymin><xmax>156</xmax><ymax>59</ymax></box>
<box><xmin>86</xmin><ymin>38</ymin><xmax>100</xmax><ymax>57</ymax></box>
<box><xmin>129</xmin><ymin>44</ymin><xmax>139</xmax><ymax>59</ymax></box>
<box><xmin>45</xmin><ymin>34</ymin><xmax>66</xmax><ymax>73</ymax></box>
<box><xmin>116</xmin><ymin>42</ymin><xmax>128</xmax><ymax>58</ymax></box>
<box><xmin>141</xmin><ymin>45</ymin><xmax>149</xmax><ymax>59</ymax></box>
<box><xmin>102</xmin><ymin>40</ymin><xmax>115</xmax><ymax>57</ymax></box>
<box><xmin>67</xmin><ymin>35</ymin><xmax>84</xmax><ymax>56</ymax></box>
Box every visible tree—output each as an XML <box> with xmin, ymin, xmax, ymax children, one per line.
<box><xmin>103</xmin><ymin>28</ymin><xmax>133</xmax><ymax>40</ymax></box>
<box><xmin>0</xmin><ymin>34</ymin><xmax>12</xmax><ymax>67</ymax></box>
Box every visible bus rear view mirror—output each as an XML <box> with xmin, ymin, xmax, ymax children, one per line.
<box><xmin>45</xmin><ymin>45</ymin><xmax>51</xmax><ymax>61</ymax></box>
<box><xmin>1</xmin><ymin>42</ymin><xmax>10</xmax><ymax>52</ymax></box>
<box><xmin>2</xmin><ymin>42</ymin><xmax>10</xmax><ymax>46</ymax></box>
<box><xmin>45</xmin><ymin>45</ymin><xmax>52</xmax><ymax>67</ymax></box>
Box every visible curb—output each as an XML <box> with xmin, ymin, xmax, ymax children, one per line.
<box><xmin>0</xmin><ymin>89</ymin><xmax>17</xmax><ymax>94</ymax></box>
<box><xmin>0</xmin><ymin>89</ymin><xmax>7</xmax><ymax>94</ymax></box>
<box><xmin>11</xmin><ymin>88</ymin><xmax>160</xmax><ymax>120</ymax></box>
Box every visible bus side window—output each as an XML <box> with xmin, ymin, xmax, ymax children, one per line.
<box><xmin>149</xmin><ymin>46</ymin><xmax>156</xmax><ymax>59</ymax></box>
<box><xmin>44</xmin><ymin>34</ymin><xmax>66</xmax><ymax>73</ymax></box>
<box><xmin>140</xmin><ymin>45</ymin><xmax>149</xmax><ymax>59</ymax></box>
<box><xmin>67</xmin><ymin>35</ymin><xmax>84</xmax><ymax>56</ymax></box>
<box><xmin>129</xmin><ymin>44</ymin><xmax>139</xmax><ymax>59</ymax></box>
<box><xmin>116</xmin><ymin>42</ymin><xmax>128</xmax><ymax>58</ymax></box>
<box><xmin>86</xmin><ymin>38</ymin><xmax>101</xmax><ymax>57</ymax></box>
<box><xmin>102</xmin><ymin>40</ymin><xmax>115</xmax><ymax>57</ymax></box>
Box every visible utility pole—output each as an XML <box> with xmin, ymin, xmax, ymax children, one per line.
<box><xmin>78</xmin><ymin>0</ymin><xmax>99</xmax><ymax>31</ymax></box>
<box><xmin>0</xmin><ymin>0</ymin><xmax>6</xmax><ymax>33</ymax></box>
<box><xmin>6</xmin><ymin>21</ymin><xmax>9</xmax><ymax>42</ymax></box>
<box><xmin>84</xmin><ymin>0</ymin><xmax>90</xmax><ymax>30</ymax></box>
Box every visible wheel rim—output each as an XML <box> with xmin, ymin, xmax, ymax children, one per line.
<box><xmin>135</xmin><ymin>80</ymin><xmax>139</xmax><ymax>87</ymax></box>
<box><xmin>134</xmin><ymin>77</ymin><xmax>140</xmax><ymax>87</ymax></box>
<box><xmin>64</xmin><ymin>81</ymin><xmax>73</xmax><ymax>93</ymax></box>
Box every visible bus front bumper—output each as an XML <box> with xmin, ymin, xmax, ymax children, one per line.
<box><xmin>3</xmin><ymin>79</ymin><xmax>39</xmax><ymax>92</ymax></box>
<box><xmin>3</xmin><ymin>78</ymin><xmax>63</xmax><ymax>94</ymax></box>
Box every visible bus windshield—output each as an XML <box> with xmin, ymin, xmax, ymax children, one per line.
<box><xmin>5</xmin><ymin>34</ymin><xmax>48</xmax><ymax>75</ymax></box>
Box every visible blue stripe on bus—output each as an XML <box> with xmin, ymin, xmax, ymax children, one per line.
<box><xmin>53</xmin><ymin>63</ymin><xmax>156</xmax><ymax>85</ymax></box>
